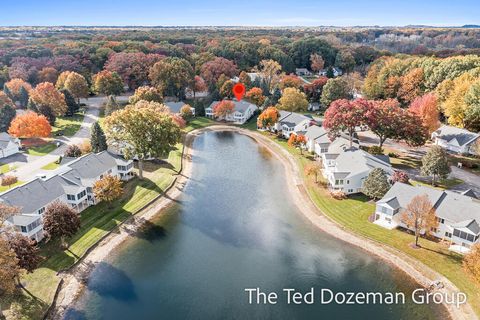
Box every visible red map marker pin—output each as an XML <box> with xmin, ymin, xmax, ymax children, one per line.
<box><xmin>232</xmin><ymin>83</ymin><xmax>246</xmax><ymax>101</ymax></box>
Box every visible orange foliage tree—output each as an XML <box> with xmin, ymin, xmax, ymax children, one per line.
<box><xmin>8</xmin><ymin>111</ymin><xmax>52</xmax><ymax>138</ymax></box>
<box><xmin>30</xmin><ymin>82</ymin><xmax>67</xmax><ymax>116</ymax></box>
<box><xmin>400</xmin><ymin>194</ymin><xmax>438</xmax><ymax>248</ymax></box>
<box><xmin>288</xmin><ymin>133</ymin><xmax>307</xmax><ymax>154</ymax></box>
<box><xmin>257</xmin><ymin>106</ymin><xmax>280</xmax><ymax>130</ymax></box>
<box><xmin>245</xmin><ymin>87</ymin><xmax>266</xmax><ymax>106</ymax></box>
<box><xmin>409</xmin><ymin>93</ymin><xmax>440</xmax><ymax>134</ymax></box>
<box><xmin>5</xmin><ymin>78</ymin><xmax>32</xmax><ymax>100</ymax></box>
<box><xmin>279</xmin><ymin>74</ymin><xmax>303</xmax><ymax>90</ymax></box>
<box><xmin>213</xmin><ymin>100</ymin><xmax>235</xmax><ymax>119</ymax></box>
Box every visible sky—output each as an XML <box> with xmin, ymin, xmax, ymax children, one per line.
<box><xmin>0</xmin><ymin>0</ymin><xmax>479</xmax><ymax>27</ymax></box>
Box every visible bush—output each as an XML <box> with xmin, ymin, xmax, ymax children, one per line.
<box><xmin>64</xmin><ymin>144</ymin><xmax>82</xmax><ymax>157</ymax></box>
<box><xmin>1</xmin><ymin>175</ymin><xmax>18</xmax><ymax>187</ymax></box>
<box><xmin>368</xmin><ymin>146</ymin><xmax>384</xmax><ymax>155</ymax></box>
<box><xmin>388</xmin><ymin>152</ymin><xmax>399</xmax><ymax>158</ymax></box>
<box><xmin>330</xmin><ymin>190</ymin><xmax>347</xmax><ymax>200</ymax></box>
<box><xmin>390</xmin><ymin>170</ymin><xmax>409</xmax><ymax>184</ymax></box>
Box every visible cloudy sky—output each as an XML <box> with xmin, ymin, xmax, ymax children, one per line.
<box><xmin>0</xmin><ymin>0</ymin><xmax>478</xmax><ymax>27</ymax></box>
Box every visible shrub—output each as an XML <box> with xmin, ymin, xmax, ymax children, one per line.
<box><xmin>388</xmin><ymin>152</ymin><xmax>399</xmax><ymax>158</ymax></box>
<box><xmin>64</xmin><ymin>144</ymin><xmax>82</xmax><ymax>157</ymax></box>
<box><xmin>1</xmin><ymin>175</ymin><xmax>18</xmax><ymax>187</ymax></box>
<box><xmin>368</xmin><ymin>146</ymin><xmax>384</xmax><ymax>155</ymax></box>
<box><xmin>330</xmin><ymin>190</ymin><xmax>347</xmax><ymax>200</ymax></box>
<box><xmin>390</xmin><ymin>170</ymin><xmax>410</xmax><ymax>184</ymax></box>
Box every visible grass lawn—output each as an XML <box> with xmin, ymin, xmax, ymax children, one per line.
<box><xmin>41</xmin><ymin>161</ymin><xmax>60</xmax><ymax>170</ymax></box>
<box><xmin>51</xmin><ymin>113</ymin><xmax>85</xmax><ymax>137</ymax></box>
<box><xmin>240</xmin><ymin>114</ymin><xmax>259</xmax><ymax>131</ymax></box>
<box><xmin>0</xmin><ymin>163</ymin><xmax>15</xmax><ymax>174</ymax></box>
<box><xmin>184</xmin><ymin>117</ymin><xmax>215</xmax><ymax>132</ymax></box>
<box><xmin>448</xmin><ymin>154</ymin><xmax>480</xmax><ymax>175</ymax></box>
<box><xmin>259</xmin><ymin>132</ymin><xmax>480</xmax><ymax>316</ymax></box>
<box><xmin>0</xmin><ymin>180</ymin><xmax>24</xmax><ymax>193</ymax></box>
<box><xmin>26</xmin><ymin>143</ymin><xmax>58</xmax><ymax>156</ymax></box>
<box><xmin>411</xmin><ymin>178</ymin><xmax>464</xmax><ymax>190</ymax></box>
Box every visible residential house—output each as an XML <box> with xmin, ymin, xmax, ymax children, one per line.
<box><xmin>0</xmin><ymin>132</ymin><xmax>21</xmax><ymax>159</ymax></box>
<box><xmin>0</xmin><ymin>151</ymin><xmax>134</xmax><ymax>241</ymax></box>
<box><xmin>231</xmin><ymin>72</ymin><xmax>262</xmax><ymax>83</ymax></box>
<box><xmin>304</xmin><ymin>125</ymin><xmax>327</xmax><ymax>153</ymax></box>
<box><xmin>295</xmin><ymin>68</ymin><xmax>312</xmax><ymax>76</ymax></box>
<box><xmin>321</xmin><ymin>147</ymin><xmax>392</xmax><ymax>195</ymax></box>
<box><xmin>374</xmin><ymin>182</ymin><xmax>480</xmax><ymax>253</ymax></box>
<box><xmin>308</xmin><ymin>102</ymin><xmax>321</xmax><ymax>111</ymax></box>
<box><xmin>319</xmin><ymin>67</ymin><xmax>343</xmax><ymax>77</ymax></box>
<box><xmin>274</xmin><ymin>112</ymin><xmax>316</xmax><ymax>139</ymax></box>
<box><xmin>205</xmin><ymin>100</ymin><xmax>258</xmax><ymax>124</ymax></box>
<box><xmin>165</xmin><ymin>101</ymin><xmax>196</xmax><ymax>116</ymax></box>
<box><xmin>431</xmin><ymin>125</ymin><xmax>479</xmax><ymax>155</ymax></box>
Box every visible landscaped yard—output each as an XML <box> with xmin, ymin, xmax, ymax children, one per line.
<box><xmin>41</xmin><ymin>161</ymin><xmax>60</xmax><ymax>170</ymax></box>
<box><xmin>51</xmin><ymin>113</ymin><xmax>85</xmax><ymax>137</ymax></box>
<box><xmin>258</xmin><ymin>132</ymin><xmax>480</xmax><ymax>316</ymax></box>
<box><xmin>0</xmin><ymin>163</ymin><xmax>14</xmax><ymax>174</ymax></box>
<box><xmin>184</xmin><ymin>116</ymin><xmax>216</xmax><ymax>132</ymax></box>
<box><xmin>0</xmin><ymin>180</ymin><xmax>24</xmax><ymax>193</ymax></box>
<box><xmin>26</xmin><ymin>142</ymin><xmax>58</xmax><ymax>156</ymax></box>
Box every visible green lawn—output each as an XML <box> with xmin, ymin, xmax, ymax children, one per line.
<box><xmin>184</xmin><ymin>116</ymin><xmax>215</xmax><ymax>132</ymax></box>
<box><xmin>0</xmin><ymin>163</ymin><xmax>15</xmax><ymax>174</ymax></box>
<box><xmin>260</xmin><ymin>132</ymin><xmax>480</xmax><ymax>316</ymax></box>
<box><xmin>411</xmin><ymin>178</ymin><xmax>464</xmax><ymax>190</ymax></box>
<box><xmin>41</xmin><ymin>161</ymin><xmax>60</xmax><ymax>170</ymax></box>
<box><xmin>26</xmin><ymin>143</ymin><xmax>58</xmax><ymax>156</ymax></box>
<box><xmin>51</xmin><ymin>113</ymin><xmax>84</xmax><ymax>137</ymax></box>
<box><xmin>240</xmin><ymin>114</ymin><xmax>259</xmax><ymax>131</ymax></box>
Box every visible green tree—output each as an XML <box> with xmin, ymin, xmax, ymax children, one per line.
<box><xmin>104</xmin><ymin>102</ymin><xmax>182</xmax><ymax>179</ymax></box>
<box><xmin>0</xmin><ymin>105</ymin><xmax>16</xmax><ymax>132</ymax></box>
<box><xmin>149</xmin><ymin>57</ymin><xmax>194</xmax><ymax>98</ymax></box>
<box><xmin>128</xmin><ymin>86</ymin><xmax>163</xmax><ymax>104</ymax></box>
<box><xmin>60</xmin><ymin>88</ymin><xmax>79</xmax><ymax>116</ymax></box>
<box><xmin>27</xmin><ymin>97</ymin><xmax>38</xmax><ymax>112</ymax></box>
<box><xmin>320</xmin><ymin>77</ymin><xmax>351</xmax><ymax>107</ymax></box>
<box><xmin>19</xmin><ymin>86</ymin><xmax>29</xmax><ymax>108</ymax></box>
<box><xmin>362</xmin><ymin>168</ymin><xmax>390</xmax><ymax>199</ymax></box>
<box><xmin>90</xmin><ymin>121</ymin><xmax>108</xmax><ymax>153</ymax></box>
<box><xmin>421</xmin><ymin>146</ymin><xmax>451</xmax><ymax>186</ymax></box>
<box><xmin>335</xmin><ymin>51</ymin><xmax>355</xmax><ymax>73</ymax></box>
<box><xmin>92</xmin><ymin>70</ymin><xmax>124</xmax><ymax>96</ymax></box>
<box><xmin>105</xmin><ymin>95</ymin><xmax>120</xmax><ymax>116</ymax></box>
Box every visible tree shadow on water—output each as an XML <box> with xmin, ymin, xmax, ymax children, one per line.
<box><xmin>125</xmin><ymin>218</ymin><xmax>168</xmax><ymax>243</ymax></box>
<box><xmin>87</xmin><ymin>262</ymin><xmax>137</xmax><ymax>302</ymax></box>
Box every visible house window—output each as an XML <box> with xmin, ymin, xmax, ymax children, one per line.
<box><xmin>348</xmin><ymin>189</ymin><xmax>353</xmax><ymax>193</ymax></box>
<box><xmin>437</xmin><ymin>218</ymin><xmax>445</xmax><ymax>224</ymax></box>
<box><xmin>431</xmin><ymin>227</ymin><xmax>438</xmax><ymax>233</ymax></box>
<box><xmin>38</xmin><ymin>207</ymin><xmax>45</xmax><ymax>215</ymax></box>
<box><xmin>77</xmin><ymin>190</ymin><xmax>86</xmax><ymax>200</ymax></box>
<box><xmin>67</xmin><ymin>194</ymin><xmax>75</xmax><ymax>201</ymax></box>
<box><xmin>445</xmin><ymin>232</ymin><xmax>452</xmax><ymax>238</ymax></box>
<box><xmin>346</xmin><ymin>180</ymin><xmax>350</xmax><ymax>184</ymax></box>
<box><xmin>335</xmin><ymin>179</ymin><xmax>343</xmax><ymax>185</ymax></box>
<box><xmin>20</xmin><ymin>226</ymin><xmax>27</xmax><ymax>233</ymax></box>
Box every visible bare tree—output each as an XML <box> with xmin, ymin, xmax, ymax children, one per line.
<box><xmin>401</xmin><ymin>194</ymin><xmax>438</xmax><ymax>248</ymax></box>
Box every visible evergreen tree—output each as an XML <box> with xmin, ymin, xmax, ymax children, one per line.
<box><xmin>0</xmin><ymin>105</ymin><xmax>16</xmax><ymax>132</ymax></box>
<box><xmin>61</xmin><ymin>89</ymin><xmax>79</xmax><ymax>116</ymax></box>
<box><xmin>38</xmin><ymin>104</ymin><xmax>56</xmax><ymax>125</ymax></box>
<box><xmin>90</xmin><ymin>121</ymin><xmax>108</xmax><ymax>153</ymax></box>
<box><xmin>104</xmin><ymin>95</ymin><xmax>119</xmax><ymax>116</ymax></box>
<box><xmin>326</xmin><ymin>66</ymin><xmax>335</xmax><ymax>78</ymax></box>
<box><xmin>262</xmin><ymin>97</ymin><xmax>272</xmax><ymax>109</ymax></box>
<box><xmin>260</xmin><ymin>79</ymin><xmax>270</xmax><ymax>96</ymax></box>
<box><xmin>19</xmin><ymin>86</ymin><xmax>29</xmax><ymax>108</ymax></box>
<box><xmin>27</xmin><ymin>98</ymin><xmax>38</xmax><ymax>113</ymax></box>
<box><xmin>271</xmin><ymin>87</ymin><xmax>282</xmax><ymax>105</ymax></box>
<box><xmin>362</xmin><ymin>168</ymin><xmax>390</xmax><ymax>199</ymax></box>
<box><xmin>3</xmin><ymin>84</ymin><xmax>13</xmax><ymax>100</ymax></box>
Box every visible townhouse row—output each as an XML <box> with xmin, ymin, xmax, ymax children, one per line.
<box><xmin>0</xmin><ymin>151</ymin><xmax>134</xmax><ymax>242</ymax></box>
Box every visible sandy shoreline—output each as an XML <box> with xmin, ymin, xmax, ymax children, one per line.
<box><xmin>50</xmin><ymin>126</ymin><xmax>476</xmax><ymax>320</ymax></box>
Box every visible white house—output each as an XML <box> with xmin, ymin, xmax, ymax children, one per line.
<box><xmin>273</xmin><ymin>112</ymin><xmax>316</xmax><ymax>139</ymax></box>
<box><xmin>321</xmin><ymin>147</ymin><xmax>393</xmax><ymax>195</ymax></box>
<box><xmin>295</xmin><ymin>68</ymin><xmax>312</xmax><ymax>76</ymax></box>
<box><xmin>205</xmin><ymin>100</ymin><xmax>258</xmax><ymax>124</ymax></box>
<box><xmin>304</xmin><ymin>125</ymin><xmax>327</xmax><ymax>153</ymax></box>
<box><xmin>0</xmin><ymin>151</ymin><xmax>134</xmax><ymax>241</ymax></box>
<box><xmin>319</xmin><ymin>67</ymin><xmax>342</xmax><ymax>77</ymax></box>
<box><xmin>374</xmin><ymin>182</ymin><xmax>480</xmax><ymax>253</ymax></box>
<box><xmin>431</xmin><ymin>125</ymin><xmax>479</xmax><ymax>155</ymax></box>
<box><xmin>165</xmin><ymin>101</ymin><xmax>196</xmax><ymax>116</ymax></box>
<box><xmin>0</xmin><ymin>132</ymin><xmax>21</xmax><ymax>159</ymax></box>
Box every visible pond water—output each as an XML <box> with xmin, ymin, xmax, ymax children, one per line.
<box><xmin>68</xmin><ymin>131</ymin><xmax>446</xmax><ymax>320</ymax></box>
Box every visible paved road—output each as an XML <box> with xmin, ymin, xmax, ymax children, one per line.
<box><xmin>9</xmin><ymin>96</ymin><xmax>130</xmax><ymax>181</ymax></box>
<box><xmin>357</xmin><ymin>130</ymin><xmax>480</xmax><ymax>195</ymax></box>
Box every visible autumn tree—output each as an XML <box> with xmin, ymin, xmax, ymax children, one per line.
<box><xmin>464</xmin><ymin>80</ymin><xmax>480</xmax><ymax>132</ymax></box>
<box><xmin>30</xmin><ymin>82</ymin><xmax>67</xmax><ymax>116</ymax></box>
<box><xmin>463</xmin><ymin>244</ymin><xmax>480</xmax><ymax>282</ymax></box>
<box><xmin>200</xmin><ymin>57</ymin><xmax>238</xmax><ymax>86</ymax></box>
<box><xmin>303</xmin><ymin>77</ymin><xmax>328</xmax><ymax>102</ymax></box>
<box><xmin>335</xmin><ymin>51</ymin><xmax>355</xmax><ymax>73</ymax></box>
<box><xmin>253</xmin><ymin>59</ymin><xmax>282</xmax><ymax>92</ymax></box>
<box><xmin>213</xmin><ymin>100</ymin><xmax>235</xmax><ymax>119</ymax></box>
<box><xmin>320</xmin><ymin>77</ymin><xmax>351</xmax><ymax>107</ymax></box>
<box><xmin>0</xmin><ymin>238</ymin><xmax>19</xmax><ymax>294</ymax></box>
<box><xmin>180</xmin><ymin>104</ymin><xmax>193</xmax><ymax>120</ymax></box>
<box><xmin>192</xmin><ymin>75</ymin><xmax>207</xmax><ymax>98</ymax></box>
<box><xmin>288</xmin><ymin>134</ymin><xmax>307</xmax><ymax>154</ymax></box>
<box><xmin>257</xmin><ymin>106</ymin><xmax>281</xmax><ymax>130</ymax></box>
<box><xmin>245</xmin><ymin>87</ymin><xmax>266</xmax><ymax>106</ymax></box>
<box><xmin>401</xmin><ymin>194</ymin><xmax>438</xmax><ymax>248</ymax></box>
<box><xmin>104</xmin><ymin>102</ymin><xmax>182</xmax><ymax>178</ymax></box>
<box><xmin>409</xmin><ymin>93</ymin><xmax>440</xmax><ymax>134</ymax></box>
<box><xmin>0</xmin><ymin>104</ymin><xmax>16</xmax><ymax>132</ymax></box>
<box><xmin>0</xmin><ymin>203</ymin><xmax>20</xmax><ymax>228</ymax></box>
<box><xmin>64</xmin><ymin>144</ymin><xmax>82</xmax><ymax>157</ymax></box>
<box><xmin>421</xmin><ymin>146</ymin><xmax>451</xmax><ymax>186</ymax></box>
<box><xmin>38</xmin><ymin>67</ymin><xmax>58</xmax><ymax>83</ymax></box>
<box><xmin>390</xmin><ymin>170</ymin><xmax>410</xmax><ymax>184</ymax></box>
<box><xmin>362</xmin><ymin>168</ymin><xmax>390</xmax><ymax>199</ymax></box>
<box><xmin>310</xmin><ymin>53</ymin><xmax>325</xmax><ymax>73</ymax></box>
<box><xmin>93</xmin><ymin>175</ymin><xmax>123</xmax><ymax>207</ymax></box>
<box><xmin>219</xmin><ymin>80</ymin><xmax>235</xmax><ymax>99</ymax></box>
<box><xmin>92</xmin><ymin>70</ymin><xmax>124</xmax><ymax>96</ymax></box>
<box><xmin>7</xmin><ymin>233</ymin><xmax>41</xmax><ymax>273</ymax></box>
<box><xmin>323</xmin><ymin>99</ymin><xmax>369</xmax><ymax>147</ymax></box>
<box><xmin>277</xmin><ymin>87</ymin><xmax>308</xmax><ymax>112</ymax></box>
<box><xmin>43</xmin><ymin>200</ymin><xmax>81</xmax><ymax>248</ymax></box>
<box><xmin>0</xmin><ymin>91</ymin><xmax>14</xmax><ymax>109</ymax></box>
<box><xmin>149</xmin><ymin>57</ymin><xmax>194</xmax><ymax>98</ymax></box>
<box><xmin>63</xmin><ymin>72</ymin><xmax>89</xmax><ymax>103</ymax></box>
<box><xmin>238</xmin><ymin>71</ymin><xmax>252</xmax><ymax>89</ymax></box>
<box><xmin>4</xmin><ymin>78</ymin><xmax>32</xmax><ymax>101</ymax></box>
<box><xmin>1</xmin><ymin>175</ymin><xmax>18</xmax><ymax>188</ymax></box>
<box><xmin>398</xmin><ymin>68</ymin><xmax>425</xmax><ymax>105</ymax></box>
<box><xmin>128</xmin><ymin>86</ymin><xmax>163</xmax><ymax>104</ymax></box>
<box><xmin>90</xmin><ymin>121</ymin><xmax>108</xmax><ymax>153</ymax></box>
<box><xmin>8</xmin><ymin>112</ymin><xmax>52</xmax><ymax>138</ymax></box>
<box><xmin>278</xmin><ymin>75</ymin><xmax>303</xmax><ymax>90</ymax></box>
<box><xmin>304</xmin><ymin>162</ymin><xmax>322</xmax><ymax>183</ymax></box>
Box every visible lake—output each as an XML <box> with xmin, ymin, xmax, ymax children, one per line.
<box><xmin>68</xmin><ymin>131</ymin><xmax>446</xmax><ymax>320</ymax></box>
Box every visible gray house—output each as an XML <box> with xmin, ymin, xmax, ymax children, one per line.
<box><xmin>431</xmin><ymin>125</ymin><xmax>479</xmax><ymax>155</ymax></box>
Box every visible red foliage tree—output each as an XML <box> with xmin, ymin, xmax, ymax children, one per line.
<box><xmin>213</xmin><ymin>100</ymin><xmax>235</xmax><ymax>119</ymax></box>
<box><xmin>200</xmin><ymin>57</ymin><xmax>238</xmax><ymax>86</ymax></box>
<box><xmin>409</xmin><ymin>93</ymin><xmax>440</xmax><ymax>134</ymax></box>
<box><xmin>303</xmin><ymin>76</ymin><xmax>328</xmax><ymax>102</ymax></box>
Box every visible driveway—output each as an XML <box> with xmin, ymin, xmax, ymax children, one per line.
<box><xmin>9</xmin><ymin>95</ymin><xmax>129</xmax><ymax>181</ymax></box>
